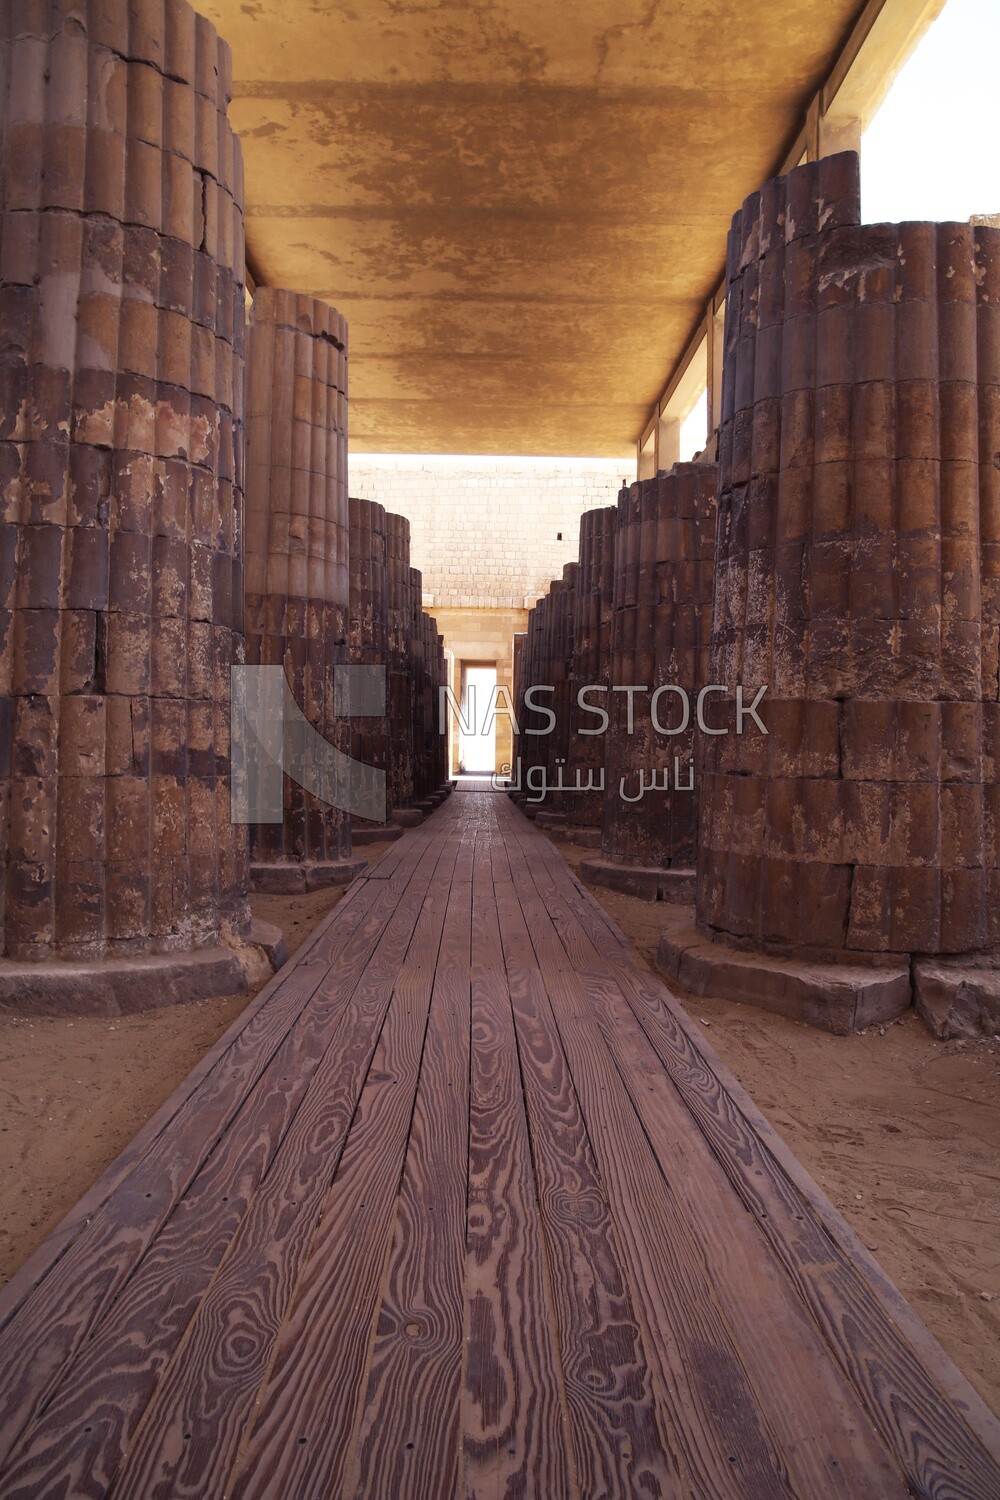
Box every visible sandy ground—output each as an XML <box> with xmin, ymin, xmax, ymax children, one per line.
<box><xmin>0</xmin><ymin>842</ymin><xmax>396</xmax><ymax>1290</ymax></box>
<box><xmin>2</xmin><ymin>826</ymin><xmax>997</xmax><ymax>1419</ymax></box>
<box><xmin>555</xmin><ymin>840</ymin><xmax>1000</xmax><ymax>1415</ymax></box>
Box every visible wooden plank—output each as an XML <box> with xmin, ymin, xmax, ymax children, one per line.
<box><xmin>4</xmin><ymin>785</ymin><xmax>998</xmax><ymax>1500</ymax></box>
<box><xmin>109</xmin><ymin>833</ymin><xmax>457</xmax><ymax>1499</ymax></box>
<box><xmin>607</xmin><ymin>947</ymin><xmax>1000</xmax><ymax>1497</ymax></box>
<box><xmin>0</xmin><ymin>829</ymin><xmax>383</xmax><ymax>1337</ymax></box>
<box><xmin>463</xmin><ymin>834</ymin><xmax>574</xmax><ymax>1499</ymax></box>
<box><xmin>500</xmin><ymin>827</ymin><xmax>807</xmax><ymax>1499</ymax></box>
<box><xmin>347</xmin><ymin>837</ymin><xmax>473</xmax><ymax>1497</ymax></box>
<box><xmin>499</xmin><ymin>801</ymin><xmax>626</xmax><ymax>954</ymax></box>
<box><xmin>0</xmin><ymin>963</ymin><xmax>321</xmax><ymax>1473</ymax></box>
<box><xmin>511</xmin><ymin>845</ymin><xmax>908</xmax><ymax>1495</ymax></box>
<box><xmin>223</xmin><ymin>833</ymin><xmax>466</xmax><ymax>1499</ymax></box>
<box><xmin>507</xmin><ymin>804</ymin><xmax>1000</xmax><ymax>1498</ymax></box>
<box><xmin>491</xmin><ymin>843</ymin><xmax>681</xmax><ymax>1498</ymax></box>
<box><xmin>1</xmin><ymin>961</ymin><xmax>384</xmax><ymax>1497</ymax></box>
<box><xmin>363</xmin><ymin>798</ymin><xmax>456</xmax><ymax>882</ymax></box>
<box><xmin>0</xmin><ymin>823</ymin><xmax>444</xmax><ymax>1484</ymax></box>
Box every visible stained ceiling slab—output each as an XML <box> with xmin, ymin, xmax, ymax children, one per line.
<box><xmin>200</xmin><ymin>0</ymin><xmax>867</xmax><ymax>456</ymax></box>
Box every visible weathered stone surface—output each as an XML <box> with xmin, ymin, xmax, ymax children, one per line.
<box><xmin>565</xmin><ymin>505</ymin><xmax>615</xmax><ymax>829</ymax></box>
<box><xmin>657</xmin><ymin>912</ymin><xmax>911</xmax><ymax>1035</ymax></box>
<box><xmin>390</xmin><ymin>806</ymin><xmax>422</xmax><ymax>828</ymax></box>
<box><xmin>244</xmin><ymin>288</ymin><xmax>353</xmax><ymax>880</ymax></box>
<box><xmin>913</xmin><ymin>963</ymin><xmax>1000</xmax><ymax>1039</ymax></box>
<box><xmin>513</xmin><ymin>565</ymin><xmax>576</xmax><ymax>809</ymax></box>
<box><xmin>581</xmin><ymin>857</ymin><xmax>696</xmax><ymax>904</ymax></box>
<box><xmin>349</xmin><ymin>495</ymin><xmax>391</xmax><ymax>830</ymax></box>
<box><xmin>512</xmin><ymin>583</ymin><xmax>547</xmax><ymax>796</ymax></box>
<box><xmin>350</xmin><ymin>824</ymin><xmax>402</xmax><ymax>845</ymax></box>
<box><xmin>0</xmin><ymin>921</ymin><xmax>284</xmax><ymax>1018</ymax></box>
<box><xmin>699</xmin><ymin>151</ymin><xmax>1000</xmax><ymax>972</ymax></box>
<box><xmin>408</xmin><ymin>566</ymin><xmax>448</xmax><ymax>803</ymax></box>
<box><xmin>533</xmin><ymin>811</ymin><xmax>568</xmax><ymax>830</ymax></box>
<box><xmin>0</xmin><ymin>0</ymin><xmax>251</xmax><ymax>967</ymax></box>
<box><xmin>249</xmin><ymin>858</ymin><xmax>367</xmax><ymax>895</ymax></box>
<box><xmin>600</xmin><ymin>463</ymin><xmax>717</xmax><ymax>875</ymax></box>
<box><xmin>384</xmin><ymin>510</ymin><xmax>415</xmax><ymax>811</ymax></box>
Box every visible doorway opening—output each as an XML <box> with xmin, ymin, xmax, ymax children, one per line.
<box><xmin>459</xmin><ymin>663</ymin><xmax>498</xmax><ymax>773</ymax></box>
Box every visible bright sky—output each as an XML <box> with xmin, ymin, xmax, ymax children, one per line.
<box><xmin>862</xmin><ymin>0</ymin><xmax>1000</xmax><ymax>223</ymax></box>
<box><xmin>679</xmin><ymin>389</ymin><xmax>709</xmax><ymax>463</ymax></box>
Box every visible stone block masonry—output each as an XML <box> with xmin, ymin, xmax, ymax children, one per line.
<box><xmin>658</xmin><ymin>150</ymin><xmax>1000</xmax><ymax>1034</ymax></box>
<box><xmin>513</xmin><ymin>508</ymin><xmax>616</xmax><ymax>829</ymax></box>
<box><xmin>565</xmin><ymin>505</ymin><xmax>615</xmax><ymax>829</ymax></box>
<box><xmin>348</xmin><ymin>495</ymin><xmax>390</xmax><ymax>830</ymax></box>
<box><xmin>597</xmin><ymin>463</ymin><xmax>717</xmax><ymax>884</ymax></box>
<box><xmin>385</xmin><ymin>510</ymin><xmax>415</xmax><ymax>811</ymax></box>
<box><xmin>244</xmin><ymin>288</ymin><xmax>364</xmax><ymax>892</ymax></box>
<box><xmin>514</xmin><ymin>470</ymin><xmax>716</xmax><ymax>894</ymax></box>
<box><xmin>700</xmin><ymin>152</ymin><xmax>1000</xmax><ymax>968</ymax></box>
<box><xmin>408</xmin><ymin>566</ymin><xmax>448</xmax><ymax>802</ymax></box>
<box><xmin>0</xmin><ymin>0</ymin><xmax>272</xmax><ymax>988</ymax></box>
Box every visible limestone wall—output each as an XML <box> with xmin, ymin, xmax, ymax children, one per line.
<box><xmin>348</xmin><ymin>456</ymin><xmax>627</xmax><ymax>610</ymax></box>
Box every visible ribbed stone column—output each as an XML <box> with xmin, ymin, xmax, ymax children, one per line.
<box><xmin>244</xmin><ymin>288</ymin><xmax>364</xmax><ymax>892</ymax></box>
<box><xmin>534</xmin><ymin>563</ymin><xmax>577</xmax><ymax>829</ymax></box>
<box><xmin>385</xmin><ymin>510</ymin><xmax>418</xmax><ymax>822</ymax></box>
<box><xmin>430</xmin><ymin>625</ymin><xmax>448</xmax><ymax>792</ymax></box>
<box><xmin>581</xmin><ymin>465</ymin><xmax>716</xmax><ymax>899</ymax></box>
<box><xmin>422</xmin><ymin>611</ymin><xmax>435</xmax><ymax>798</ymax></box>
<box><xmin>661</xmin><ymin>151</ymin><xmax>1000</xmax><ymax>1034</ymax></box>
<box><xmin>348</xmin><ymin>495</ymin><xmax>392</xmax><ymax>839</ymax></box>
<box><xmin>408</xmin><ymin>567</ymin><xmax>429</xmax><ymax>804</ymax></box>
<box><xmin>411</xmin><ymin>604</ymin><xmax>447</xmax><ymax>805</ymax></box>
<box><xmin>0</xmin><ymin>0</ymin><xmax>279</xmax><ymax>1007</ymax></box>
<box><xmin>512</xmin><ymin>596</ymin><xmax>547</xmax><ymax>809</ymax></box>
<box><xmin>536</xmin><ymin>585</ymin><xmax>557</xmax><ymax>810</ymax></box>
<box><xmin>565</xmin><ymin>505</ymin><xmax>615</xmax><ymax>834</ymax></box>
<box><xmin>516</xmin><ymin>586</ymin><xmax>546</xmax><ymax>812</ymax></box>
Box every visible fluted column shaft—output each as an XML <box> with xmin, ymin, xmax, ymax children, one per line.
<box><xmin>600</xmin><ymin>464</ymin><xmax>717</xmax><ymax>869</ymax></box>
<box><xmin>0</xmin><ymin>0</ymin><xmax>248</xmax><ymax>959</ymax></box>
<box><xmin>699</xmin><ymin>151</ymin><xmax>1000</xmax><ymax>959</ymax></box>
<box><xmin>244</xmin><ymin>287</ymin><xmax>351</xmax><ymax>870</ymax></box>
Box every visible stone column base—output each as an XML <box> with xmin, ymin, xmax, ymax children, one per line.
<box><xmin>0</xmin><ymin>920</ymin><xmax>287</xmax><ymax>1018</ymax></box>
<box><xmin>390</xmin><ymin>808</ymin><xmax>423</xmax><ymax>828</ymax></box>
<box><xmin>546</xmin><ymin>825</ymin><xmax>602</xmax><ymax>849</ymax></box>
<box><xmin>580</xmin><ymin>857</ymin><xmax>695</xmax><ymax>904</ymax></box>
<box><xmin>914</xmin><ymin>962</ymin><xmax>1000</xmax><ymax>1039</ymax></box>
<box><xmin>350</xmin><ymin>825</ymin><xmax>403</xmax><ymax>845</ymax></box>
<box><xmin>250</xmin><ymin>859</ymin><xmax>368</xmax><ymax>894</ymax></box>
<box><xmin>656</xmin><ymin>912</ymin><xmax>911</xmax><ymax>1035</ymax></box>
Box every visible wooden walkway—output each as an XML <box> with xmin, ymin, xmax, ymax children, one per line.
<box><xmin>1</xmin><ymin>785</ymin><xmax>999</xmax><ymax>1499</ymax></box>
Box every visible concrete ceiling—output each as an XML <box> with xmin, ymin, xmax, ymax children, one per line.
<box><xmin>201</xmin><ymin>0</ymin><xmax>867</xmax><ymax>457</ymax></box>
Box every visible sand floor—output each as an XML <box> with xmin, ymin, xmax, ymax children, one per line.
<box><xmin>1</xmin><ymin>830</ymin><xmax>997</xmax><ymax>1417</ymax></box>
